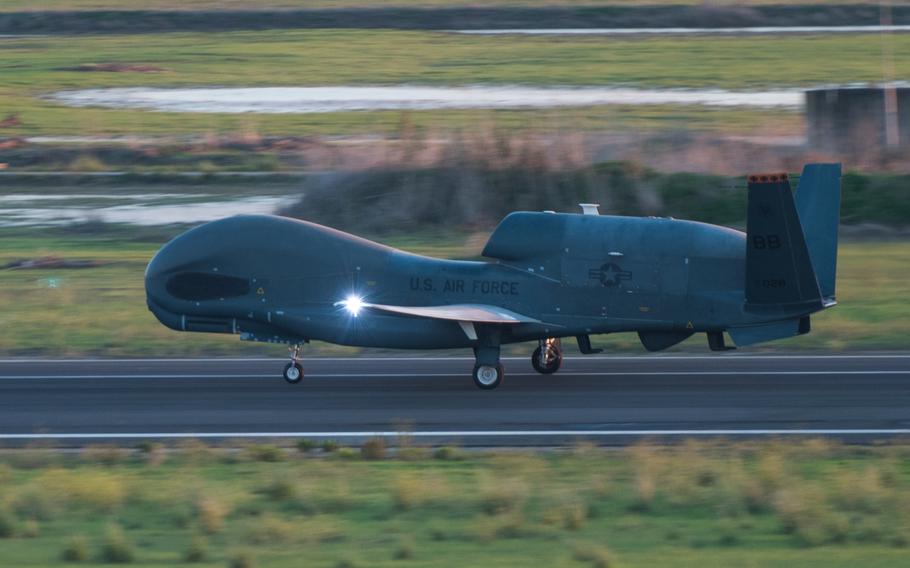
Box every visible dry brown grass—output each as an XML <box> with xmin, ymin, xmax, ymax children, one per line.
<box><xmin>244</xmin><ymin>513</ymin><xmax>296</xmax><ymax>545</ymax></box>
<box><xmin>477</xmin><ymin>473</ymin><xmax>529</xmax><ymax>516</ymax></box>
<box><xmin>772</xmin><ymin>485</ymin><xmax>845</xmax><ymax>546</ymax></box>
<box><xmin>390</xmin><ymin>471</ymin><xmax>453</xmax><ymax>512</ymax></box>
<box><xmin>174</xmin><ymin>439</ymin><xmax>215</xmax><ymax>466</ymax></box>
<box><xmin>36</xmin><ymin>469</ymin><xmax>127</xmax><ymax>512</ymax></box>
<box><xmin>195</xmin><ymin>495</ymin><xmax>229</xmax><ymax>534</ymax></box>
<box><xmin>832</xmin><ymin>467</ymin><xmax>891</xmax><ymax>514</ymax></box>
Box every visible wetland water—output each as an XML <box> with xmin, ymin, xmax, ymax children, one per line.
<box><xmin>0</xmin><ymin>192</ymin><xmax>297</xmax><ymax>227</ymax></box>
<box><xmin>52</xmin><ymin>86</ymin><xmax>803</xmax><ymax>113</ymax></box>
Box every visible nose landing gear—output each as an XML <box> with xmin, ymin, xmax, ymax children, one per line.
<box><xmin>532</xmin><ymin>337</ymin><xmax>562</xmax><ymax>374</ymax></box>
<box><xmin>282</xmin><ymin>343</ymin><xmax>304</xmax><ymax>384</ymax></box>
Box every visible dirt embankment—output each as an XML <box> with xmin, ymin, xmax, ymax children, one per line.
<box><xmin>2</xmin><ymin>4</ymin><xmax>909</xmax><ymax>34</ymax></box>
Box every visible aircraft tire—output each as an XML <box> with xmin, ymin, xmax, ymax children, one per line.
<box><xmin>472</xmin><ymin>363</ymin><xmax>504</xmax><ymax>390</ymax></box>
<box><xmin>283</xmin><ymin>362</ymin><xmax>304</xmax><ymax>384</ymax></box>
<box><xmin>531</xmin><ymin>346</ymin><xmax>562</xmax><ymax>374</ymax></box>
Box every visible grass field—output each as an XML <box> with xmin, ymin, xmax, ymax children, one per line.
<box><xmin>0</xmin><ymin>439</ymin><xmax>908</xmax><ymax>567</ymax></box>
<box><xmin>0</xmin><ymin>1</ymin><xmax>885</xmax><ymax>10</ymax></box>
<box><xmin>0</xmin><ymin>229</ymin><xmax>907</xmax><ymax>357</ymax></box>
<box><xmin>2</xmin><ymin>29</ymin><xmax>904</xmax><ymax>137</ymax></box>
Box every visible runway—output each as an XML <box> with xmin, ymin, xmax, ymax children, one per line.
<box><xmin>1</xmin><ymin>355</ymin><xmax>909</xmax><ymax>446</ymax></box>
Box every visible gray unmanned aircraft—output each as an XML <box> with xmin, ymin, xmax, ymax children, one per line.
<box><xmin>145</xmin><ymin>163</ymin><xmax>841</xmax><ymax>389</ymax></box>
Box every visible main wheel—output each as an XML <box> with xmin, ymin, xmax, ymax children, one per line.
<box><xmin>531</xmin><ymin>346</ymin><xmax>562</xmax><ymax>374</ymax></box>
<box><xmin>283</xmin><ymin>362</ymin><xmax>304</xmax><ymax>384</ymax></box>
<box><xmin>472</xmin><ymin>363</ymin><xmax>504</xmax><ymax>390</ymax></box>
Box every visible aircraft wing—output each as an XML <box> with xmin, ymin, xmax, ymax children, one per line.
<box><xmin>362</xmin><ymin>302</ymin><xmax>544</xmax><ymax>340</ymax></box>
<box><xmin>365</xmin><ymin>303</ymin><xmax>539</xmax><ymax>324</ymax></box>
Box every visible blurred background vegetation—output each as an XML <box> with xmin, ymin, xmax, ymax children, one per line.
<box><xmin>1</xmin><ymin>0</ymin><xmax>908</xmax><ymax>356</ymax></box>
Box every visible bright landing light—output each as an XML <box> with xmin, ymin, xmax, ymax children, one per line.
<box><xmin>337</xmin><ymin>295</ymin><xmax>365</xmax><ymax>317</ymax></box>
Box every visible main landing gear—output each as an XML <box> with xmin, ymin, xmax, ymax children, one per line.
<box><xmin>472</xmin><ymin>362</ymin><xmax>505</xmax><ymax>390</ymax></box>
<box><xmin>472</xmin><ymin>334</ymin><xmax>504</xmax><ymax>390</ymax></box>
<box><xmin>282</xmin><ymin>343</ymin><xmax>304</xmax><ymax>384</ymax></box>
<box><xmin>532</xmin><ymin>337</ymin><xmax>562</xmax><ymax>374</ymax></box>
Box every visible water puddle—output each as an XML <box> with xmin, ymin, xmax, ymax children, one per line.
<box><xmin>52</xmin><ymin>86</ymin><xmax>803</xmax><ymax>113</ymax></box>
<box><xmin>0</xmin><ymin>194</ymin><xmax>298</xmax><ymax>227</ymax></box>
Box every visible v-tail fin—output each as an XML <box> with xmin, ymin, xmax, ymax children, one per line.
<box><xmin>744</xmin><ymin>172</ymin><xmax>822</xmax><ymax>313</ymax></box>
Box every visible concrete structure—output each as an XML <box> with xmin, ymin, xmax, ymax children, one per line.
<box><xmin>806</xmin><ymin>87</ymin><xmax>910</xmax><ymax>156</ymax></box>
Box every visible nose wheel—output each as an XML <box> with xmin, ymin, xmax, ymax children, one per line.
<box><xmin>282</xmin><ymin>344</ymin><xmax>304</xmax><ymax>384</ymax></box>
<box><xmin>532</xmin><ymin>338</ymin><xmax>562</xmax><ymax>374</ymax></box>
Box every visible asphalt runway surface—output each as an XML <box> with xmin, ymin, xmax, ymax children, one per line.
<box><xmin>1</xmin><ymin>355</ymin><xmax>909</xmax><ymax>446</ymax></box>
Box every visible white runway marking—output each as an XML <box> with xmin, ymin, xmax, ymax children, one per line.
<box><xmin>1</xmin><ymin>370</ymin><xmax>909</xmax><ymax>380</ymax></box>
<box><xmin>1</xmin><ymin>429</ymin><xmax>909</xmax><ymax>440</ymax></box>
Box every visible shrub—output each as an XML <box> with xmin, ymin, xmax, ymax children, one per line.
<box><xmin>335</xmin><ymin>448</ymin><xmax>358</xmax><ymax>460</ymax></box>
<box><xmin>245</xmin><ymin>514</ymin><xmax>295</xmax><ymax>545</ymax></box>
<box><xmin>390</xmin><ymin>472</ymin><xmax>451</xmax><ymax>512</ymax></box>
<box><xmin>228</xmin><ymin>552</ymin><xmax>256</xmax><ymax>568</ymax></box>
<box><xmin>572</xmin><ymin>544</ymin><xmax>615</xmax><ymax>568</ymax></box>
<box><xmin>335</xmin><ymin>558</ymin><xmax>360</xmax><ymax>568</ymax></box>
<box><xmin>479</xmin><ymin>477</ymin><xmax>528</xmax><ymax>515</ymax></box>
<box><xmin>137</xmin><ymin>442</ymin><xmax>166</xmax><ymax>466</ymax></box>
<box><xmin>432</xmin><ymin>446</ymin><xmax>461</xmax><ymax>461</ymax></box>
<box><xmin>21</xmin><ymin>519</ymin><xmax>39</xmax><ymax>538</ymax></box>
<box><xmin>361</xmin><ymin>438</ymin><xmax>386</xmax><ymax>460</ymax></box>
<box><xmin>833</xmin><ymin>467</ymin><xmax>889</xmax><ymax>514</ymax></box>
<box><xmin>81</xmin><ymin>445</ymin><xmax>130</xmax><ymax>466</ymax></box>
<box><xmin>99</xmin><ymin>524</ymin><xmax>134</xmax><ymax>563</ymax></box>
<box><xmin>196</xmin><ymin>496</ymin><xmax>228</xmax><ymax>534</ymax></box>
<box><xmin>244</xmin><ymin>444</ymin><xmax>284</xmax><ymax>463</ymax></box>
<box><xmin>627</xmin><ymin>443</ymin><xmax>662</xmax><ymax>511</ymax></box>
<box><xmin>313</xmin><ymin>482</ymin><xmax>354</xmax><ymax>514</ymax></box>
<box><xmin>321</xmin><ymin>440</ymin><xmax>340</xmax><ymax>453</ymax></box>
<box><xmin>772</xmin><ymin>486</ymin><xmax>846</xmax><ymax>546</ymax></box>
<box><xmin>260</xmin><ymin>477</ymin><xmax>297</xmax><ymax>502</ymax></box>
<box><xmin>62</xmin><ymin>535</ymin><xmax>89</xmax><ymax>562</ymax></box>
<box><xmin>471</xmin><ymin>513</ymin><xmax>527</xmax><ymax>542</ymax></box>
<box><xmin>0</xmin><ymin>463</ymin><xmax>12</xmax><ymax>483</ymax></box>
<box><xmin>69</xmin><ymin>154</ymin><xmax>108</xmax><ymax>173</ymax></box>
<box><xmin>428</xmin><ymin>524</ymin><xmax>448</xmax><ymax>541</ymax></box>
<box><xmin>393</xmin><ymin>536</ymin><xmax>416</xmax><ymax>560</ymax></box>
<box><xmin>562</xmin><ymin>502</ymin><xmax>588</xmax><ymax>531</ymax></box>
<box><xmin>175</xmin><ymin>439</ymin><xmax>214</xmax><ymax>466</ymax></box>
<box><xmin>40</xmin><ymin>469</ymin><xmax>127</xmax><ymax>512</ymax></box>
<box><xmin>716</xmin><ymin>518</ymin><xmax>740</xmax><ymax>546</ymax></box>
<box><xmin>12</xmin><ymin>486</ymin><xmax>57</xmax><ymax>521</ymax></box>
<box><xmin>391</xmin><ymin>474</ymin><xmax>425</xmax><ymax>511</ymax></box>
<box><xmin>0</xmin><ymin>508</ymin><xmax>16</xmax><ymax>538</ymax></box>
<box><xmin>296</xmin><ymin>439</ymin><xmax>316</xmax><ymax>453</ymax></box>
<box><xmin>630</xmin><ymin>471</ymin><xmax>657</xmax><ymax>512</ymax></box>
<box><xmin>184</xmin><ymin>534</ymin><xmax>208</xmax><ymax>563</ymax></box>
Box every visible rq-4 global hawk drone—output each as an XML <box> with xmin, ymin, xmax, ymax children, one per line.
<box><xmin>146</xmin><ymin>163</ymin><xmax>841</xmax><ymax>390</ymax></box>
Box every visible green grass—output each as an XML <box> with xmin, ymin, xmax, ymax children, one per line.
<box><xmin>0</xmin><ymin>229</ymin><xmax>907</xmax><ymax>356</ymax></box>
<box><xmin>0</xmin><ymin>439</ymin><xmax>908</xmax><ymax>567</ymax></box>
<box><xmin>0</xmin><ymin>0</ymin><xmax>880</xmax><ymax>11</ymax></box>
<box><xmin>3</xmin><ymin>28</ymin><xmax>905</xmax><ymax>137</ymax></box>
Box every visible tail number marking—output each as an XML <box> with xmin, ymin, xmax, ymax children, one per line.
<box><xmin>752</xmin><ymin>235</ymin><xmax>782</xmax><ymax>250</ymax></box>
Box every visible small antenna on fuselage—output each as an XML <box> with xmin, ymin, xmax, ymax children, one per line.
<box><xmin>579</xmin><ymin>203</ymin><xmax>600</xmax><ymax>216</ymax></box>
